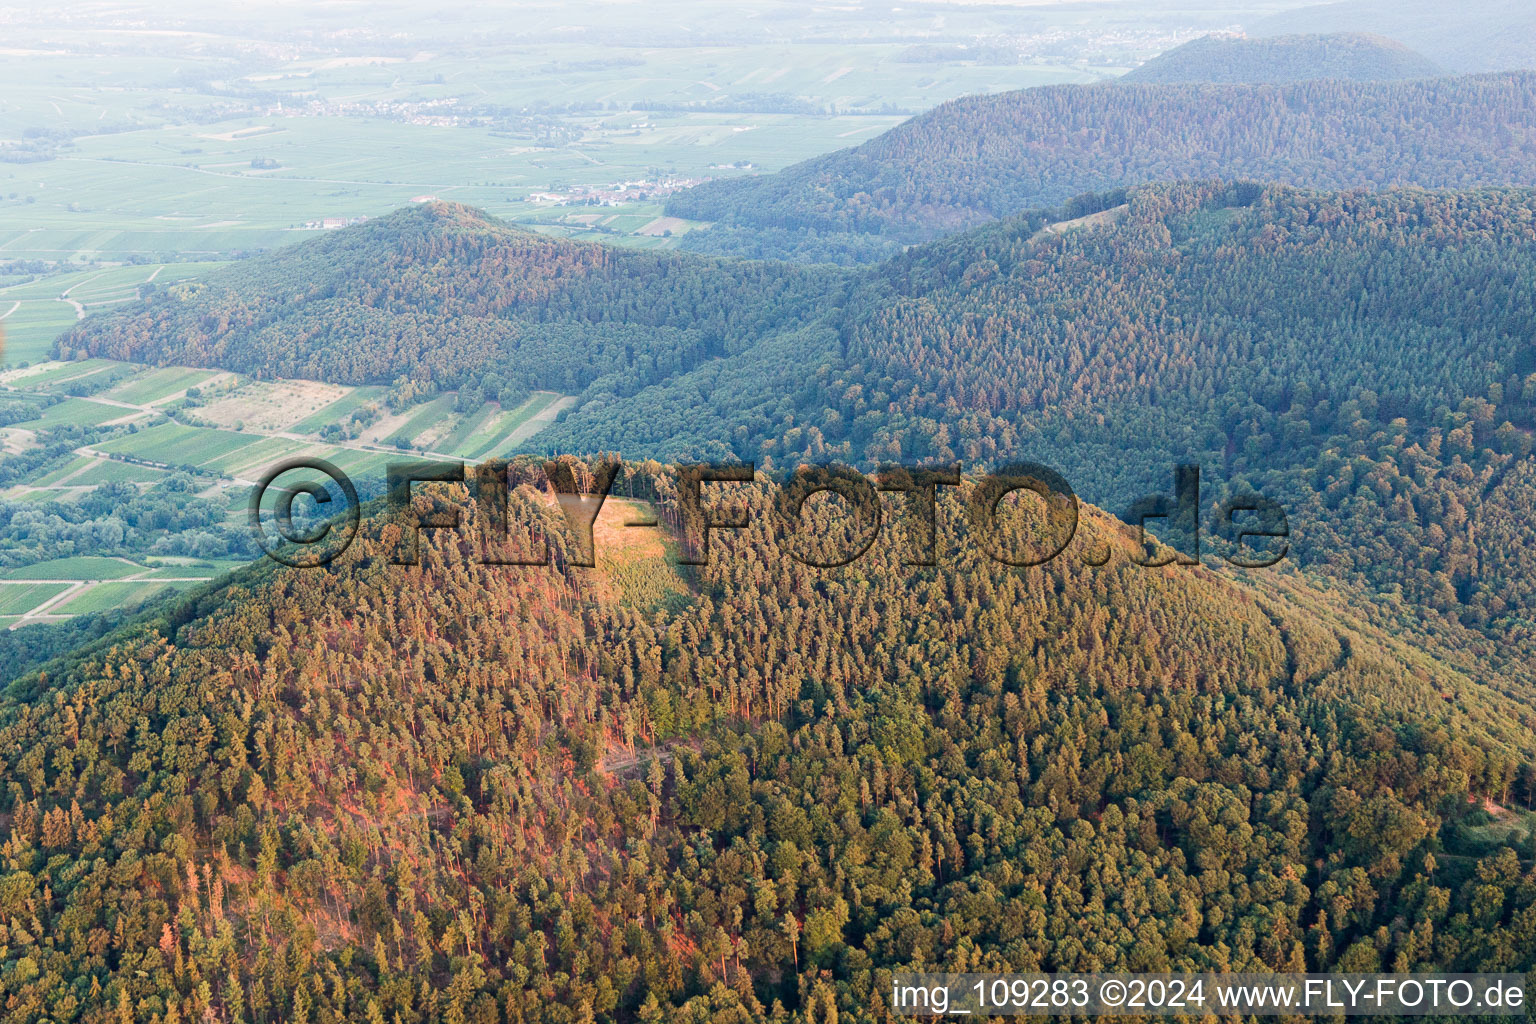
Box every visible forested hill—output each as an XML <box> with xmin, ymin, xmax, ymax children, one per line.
<box><xmin>59</xmin><ymin>184</ymin><xmax>1536</xmax><ymax>652</ymax></box>
<box><xmin>665</xmin><ymin>72</ymin><xmax>1536</xmax><ymax>262</ymax></box>
<box><xmin>6</xmin><ymin>471</ymin><xmax>1536</xmax><ymax>1023</ymax></box>
<box><xmin>550</xmin><ymin>182</ymin><xmax>1536</xmax><ymax>654</ymax></box>
<box><xmin>56</xmin><ymin>201</ymin><xmax>828</xmax><ymax>397</ymax></box>
<box><xmin>1120</xmin><ymin>33</ymin><xmax>1441</xmax><ymax>84</ymax></box>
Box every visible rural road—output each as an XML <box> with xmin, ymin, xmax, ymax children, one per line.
<box><xmin>57</xmin><ymin>269</ymin><xmax>110</xmax><ymax>320</ymax></box>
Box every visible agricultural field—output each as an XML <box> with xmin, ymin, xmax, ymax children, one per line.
<box><xmin>197</xmin><ymin>377</ymin><xmax>350</xmax><ymax>431</ymax></box>
<box><xmin>0</xmin><ymin>356</ymin><xmax>130</xmax><ymax>389</ymax></box>
<box><xmin>5</xmin><ymin>454</ymin><xmax>166</xmax><ymax>501</ymax></box>
<box><xmin>93</xmin><ymin>421</ymin><xmax>259</xmax><ymax>470</ymax></box>
<box><xmin>1</xmin><ymin>355</ymin><xmax>576</xmax><ymax>622</ymax></box>
<box><xmin>289</xmin><ymin>386</ymin><xmax>390</xmax><ymax>434</ymax></box>
<box><xmin>0</xmin><ymin>582</ymin><xmax>71</xmax><ymax>616</ymax></box>
<box><xmin>5</xmin><ymin>396</ymin><xmax>127</xmax><ymax>432</ymax></box>
<box><xmin>0</xmin><ymin>537</ymin><xmax>247</xmax><ymax>630</ymax></box>
<box><xmin>102</xmin><ymin>365</ymin><xmax>232</xmax><ymax>407</ymax></box>
<box><xmin>0</xmin><ymin>0</ymin><xmax>1198</xmax><ymax>269</ymax></box>
<box><xmin>1</xmin><ymin>556</ymin><xmax>146</xmax><ymax>581</ymax></box>
<box><xmin>51</xmin><ymin>579</ymin><xmax>200</xmax><ymax>616</ymax></box>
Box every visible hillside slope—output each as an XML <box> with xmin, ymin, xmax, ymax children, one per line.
<box><xmin>665</xmin><ymin>72</ymin><xmax>1536</xmax><ymax>261</ymax></box>
<box><xmin>1121</xmin><ymin>33</ymin><xmax>1441</xmax><ymax>84</ymax></box>
<box><xmin>4</xmin><ymin>474</ymin><xmax>1536</xmax><ymax>1022</ymax></box>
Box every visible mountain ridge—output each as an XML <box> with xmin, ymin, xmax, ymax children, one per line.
<box><xmin>55</xmin><ymin>201</ymin><xmax>827</xmax><ymax>397</ymax></box>
<box><xmin>1253</xmin><ymin>0</ymin><xmax>1536</xmax><ymax>73</ymax></box>
<box><xmin>665</xmin><ymin>71</ymin><xmax>1536</xmax><ymax>262</ymax></box>
<box><xmin>1121</xmin><ymin>32</ymin><xmax>1442</xmax><ymax>84</ymax></box>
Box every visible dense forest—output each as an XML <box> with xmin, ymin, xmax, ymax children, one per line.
<box><xmin>5</xmin><ymin>470</ymin><xmax>1536</xmax><ymax>1022</ymax></box>
<box><xmin>555</xmin><ymin>183</ymin><xmax>1536</xmax><ymax>663</ymax></box>
<box><xmin>1119</xmin><ymin>33</ymin><xmax>1442</xmax><ymax>84</ymax></box>
<box><xmin>665</xmin><ymin>72</ymin><xmax>1536</xmax><ymax>262</ymax></box>
<box><xmin>58</xmin><ymin>185</ymin><xmax>1536</xmax><ymax>666</ymax></box>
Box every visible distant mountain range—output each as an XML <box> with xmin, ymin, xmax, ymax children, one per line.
<box><xmin>1121</xmin><ymin>32</ymin><xmax>1441</xmax><ymax>84</ymax></box>
<box><xmin>666</xmin><ymin>72</ymin><xmax>1536</xmax><ymax>263</ymax></box>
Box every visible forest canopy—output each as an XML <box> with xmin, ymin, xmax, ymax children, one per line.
<box><xmin>5</xmin><ymin>470</ymin><xmax>1536</xmax><ymax>1023</ymax></box>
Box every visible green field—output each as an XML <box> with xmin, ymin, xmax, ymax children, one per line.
<box><xmin>103</xmin><ymin>366</ymin><xmax>224</xmax><ymax>406</ymax></box>
<box><xmin>140</xmin><ymin>560</ymin><xmax>250</xmax><ymax>580</ymax></box>
<box><xmin>462</xmin><ymin>392</ymin><xmax>573</xmax><ymax>460</ymax></box>
<box><xmin>0</xmin><ymin>300</ymin><xmax>79</xmax><ymax>365</ymax></box>
<box><xmin>2</xmin><ymin>556</ymin><xmax>144</xmax><ymax>581</ymax></box>
<box><xmin>28</xmin><ymin>455</ymin><xmax>104</xmax><ymax>487</ymax></box>
<box><xmin>0</xmin><ymin>582</ymin><xmax>71</xmax><ymax>615</ymax></box>
<box><xmin>27</xmin><ymin>454</ymin><xmax>167</xmax><ymax>488</ymax></box>
<box><xmin>289</xmin><ymin>386</ymin><xmax>388</xmax><ymax>434</ymax></box>
<box><xmin>199</xmin><ymin>435</ymin><xmax>317</xmax><ymax>477</ymax></box>
<box><xmin>384</xmin><ymin>394</ymin><xmax>459</xmax><ymax>449</ymax></box>
<box><xmin>321</xmin><ymin>448</ymin><xmax>401</xmax><ymax>488</ymax></box>
<box><xmin>94</xmin><ymin>421</ymin><xmax>260</xmax><ymax>468</ymax></box>
<box><xmin>14</xmin><ymin>396</ymin><xmax>131</xmax><ymax>430</ymax></box>
<box><xmin>435</xmin><ymin>404</ymin><xmax>501</xmax><ymax>455</ymax></box>
<box><xmin>69</xmin><ymin>457</ymin><xmax>169</xmax><ymax>486</ymax></box>
<box><xmin>52</xmin><ymin>579</ymin><xmax>190</xmax><ymax>615</ymax></box>
<box><xmin>0</xmin><ymin>554</ymin><xmax>231</xmax><ymax>624</ymax></box>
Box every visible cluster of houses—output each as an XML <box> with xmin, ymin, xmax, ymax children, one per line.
<box><xmin>523</xmin><ymin>177</ymin><xmax>709</xmax><ymax>206</ymax></box>
<box><xmin>266</xmin><ymin>97</ymin><xmax>462</xmax><ymax>128</ymax></box>
<box><xmin>299</xmin><ymin>214</ymin><xmax>371</xmax><ymax>231</ymax></box>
